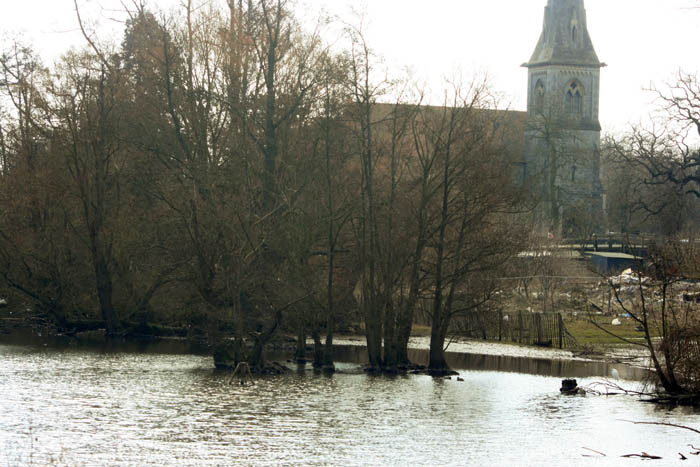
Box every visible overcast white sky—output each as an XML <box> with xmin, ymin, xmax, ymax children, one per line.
<box><xmin>2</xmin><ymin>0</ymin><xmax>698</xmax><ymax>135</ymax></box>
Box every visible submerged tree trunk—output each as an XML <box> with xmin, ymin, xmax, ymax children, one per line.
<box><xmin>395</xmin><ymin>308</ymin><xmax>413</xmax><ymax>365</ymax></box>
<box><xmin>322</xmin><ymin>332</ymin><xmax>335</xmax><ymax>373</ymax></box>
<box><xmin>428</xmin><ymin>129</ymin><xmax>451</xmax><ymax>373</ymax></box>
<box><xmin>322</xmin><ymin>268</ymin><xmax>336</xmax><ymax>372</ymax></box>
<box><xmin>295</xmin><ymin>324</ymin><xmax>306</xmax><ymax>363</ymax></box>
<box><xmin>427</xmin><ymin>300</ymin><xmax>447</xmax><ymax>373</ymax></box>
<box><xmin>364</xmin><ymin>300</ymin><xmax>383</xmax><ymax>370</ymax></box>
<box><xmin>395</xmin><ymin>250</ymin><xmax>424</xmax><ymax>366</ymax></box>
<box><xmin>249</xmin><ymin>336</ymin><xmax>265</xmax><ymax>369</ymax></box>
<box><xmin>249</xmin><ymin>306</ymin><xmax>283</xmax><ymax>370</ymax></box>
<box><xmin>383</xmin><ymin>300</ymin><xmax>397</xmax><ymax>372</ymax></box>
<box><xmin>428</xmin><ymin>319</ymin><xmax>450</xmax><ymax>372</ymax></box>
<box><xmin>91</xmin><ymin>242</ymin><xmax>120</xmax><ymax>336</ymax></box>
<box><xmin>312</xmin><ymin>330</ymin><xmax>323</xmax><ymax>368</ymax></box>
<box><xmin>323</xmin><ymin>218</ymin><xmax>336</xmax><ymax>373</ymax></box>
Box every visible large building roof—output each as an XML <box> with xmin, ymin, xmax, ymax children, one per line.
<box><xmin>370</xmin><ymin>103</ymin><xmax>527</xmax><ymax>159</ymax></box>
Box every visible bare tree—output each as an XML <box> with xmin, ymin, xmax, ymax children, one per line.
<box><xmin>598</xmin><ymin>240</ymin><xmax>700</xmax><ymax>401</ymax></box>
<box><xmin>343</xmin><ymin>22</ymin><xmax>386</xmax><ymax>371</ymax></box>
<box><xmin>608</xmin><ymin>72</ymin><xmax>700</xmax><ymax>202</ymax></box>
<box><xmin>0</xmin><ymin>45</ymin><xmax>75</xmax><ymax>328</ymax></box>
<box><xmin>409</xmin><ymin>81</ymin><xmax>529</xmax><ymax>372</ymax></box>
<box><xmin>46</xmin><ymin>50</ymin><xmax>128</xmax><ymax>335</ymax></box>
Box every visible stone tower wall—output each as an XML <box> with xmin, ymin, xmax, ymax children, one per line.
<box><xmin>524</xmin><ymin>0</ymin><xmax>604</xmax><ymax>235</ymax></box>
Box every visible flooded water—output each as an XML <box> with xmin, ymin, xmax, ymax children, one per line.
<box><xmin>335</xmin><ymin>344</ymin><xmax>649</xmax><ymax>381</ymax></box>
<box><xmin>1</xmin><ymin>336</ymin><xmax>698</xmax><ymax>466</ymax></box>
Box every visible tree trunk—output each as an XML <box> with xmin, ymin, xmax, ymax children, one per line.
<box><xmin>261</xmin><ymin>2</ymin><xmax>281</xmax><ymax>211</ymax></box>
<box><xmin>322</xmin><ymin>266</ymin><xmax>336</xmax><ymax>372</ymax></box>
<box><xmin>249</xmin><ymin>336</ymin><xmax>264</xmax><ymax>369</ymax></box>
<box><xmin>323</xmin><ymin>222</ymin><xmax>336</xmax><ymax>372</ymax></box>
<box><xmin>312</xmin><ymin>330</ymin><xmax>323</xmax><ymax>369</ymax></box>
<box><xmin>295</xmin><ymin>323</ymin><xmax>306</xmax><ymax>363</ymax></box>
<box><xmin>395</xmin><ymin>175</ymin><xmax>429</xmax><ymax>366</ymax></box>
<box><xmin>322</xmin><ymin>332</ymin><xmax>335</xmax><ymax>373</ymax></box>
<box><xmin>249</xmin><ymin>306</ymin><xmax>282</xmax><ymax>371</ymax></box>
<box><xmin>364</xmin><ymin>297</ymin><xmax>383</xmax><ymax>370</ymax></box>
<box><xmin>92</xmin><ymin>246</ymin><xmax>120</xmax><ymax>336</ymax></box>
<box><xmin>383</xmin><ymin>299</ymin><xmax>397</xmax><ymax>371</ymax></box>
<box><xmin>428</xmin><ymin>133</ymin><xmax>451</xmax><ymax>373</ymax></box>
<box><xmin>395</xmin><ymin>305</ymin><xmax>413</xmax><ymax>365</ymax></box>
<box><xmin>428</xmin><ymin>319</ymin><xmax>450</xmax><ymax>372</ymax></box>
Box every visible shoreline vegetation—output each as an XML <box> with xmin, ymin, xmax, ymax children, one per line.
<box><xmin>0</xmin><ymin>310</ymin><xmax>659</xmax><ymax>362</ymax></box>
<box><xmin>0</xmin><ymin>331</ymin><xmax>642</xmax><ymax>390</ymax></box>
<box><xmin>0</xmin><ymin>316</ymin><xmax>648</xmax><ymax>369</ymax></box>
<box><xmin>0</xmin><ymin>0</ymin><xmax>699</xmax><ymax>402</ymax></box>
<box><xmin>3</xmin><ymin>306</ymin><xmax>699</xmax><ymax>404</ymax></box>
<box><xmin>0</xmin><ymin>270</ymin><xmax>696</xmax><ymax>393</ymax></box>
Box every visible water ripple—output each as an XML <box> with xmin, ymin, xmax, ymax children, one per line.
<box><xmin>0</xmin><ymin>343</ymin><xmax>698</xmax><ymax>466</ymax></box>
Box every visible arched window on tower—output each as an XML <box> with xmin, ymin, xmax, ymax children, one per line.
<box><xmin>571</xmin><ymin>18</ymin><xmax>579</xmax><ymax>43</ymax></box>
<box><xmin>566</xmin><ymin>81</ymin><xmax>583</xmax><ymax>114</ymax></box>
<box><xmin>535</xmin><ymin>80</ymin><xmax>545</xmax><ymax>113</ymax></box>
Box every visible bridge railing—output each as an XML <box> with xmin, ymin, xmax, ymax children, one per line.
<box><xmin>562</xmin><ymin>233</ymin><xmax>652</xmax><ymax>255</ymax></box>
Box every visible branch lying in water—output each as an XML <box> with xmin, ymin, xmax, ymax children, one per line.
<box><xmin>621</xmin><ymin>452</ymin><xmax>662</xmax><ymax>459</ymax></box>
<box><xmin>581</xmin><ymin>447</ymin><xmax>607</xmax><ymax>457</ymax></box>
<box><xmin>619</xmin><ymin>420</ymin><xmax>700</xmax><ymax>436</ymax></box>
<box><xmin>582</xmin><ymin>420</ymin><xmax>700</xmax><ymax>461</ymax></box>
<box><xmin>582</xmin><ymin>380</ymin><xmax>651</xmax><ymax>397</ymax></box>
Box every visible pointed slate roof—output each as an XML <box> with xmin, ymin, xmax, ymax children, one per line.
<box><xmin>525</xmin><ymin>0</ymin><xmax>603</xmax><ymax>68</ymax></box>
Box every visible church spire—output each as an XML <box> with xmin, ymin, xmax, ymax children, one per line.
<box><xmin>525</xmin><ymin>0</ymin><xmax>603</xmax><ymax>68</ymax></box>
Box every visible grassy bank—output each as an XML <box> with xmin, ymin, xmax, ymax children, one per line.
<box><xmin>563</xmin><ymin>316</ymin><xmax>653</xmax><ymax>346</ymax></box>
<box><xmin>412</xmin><ymin>318</ymin><xmax>650</xmax><ymax>348</ymax></box>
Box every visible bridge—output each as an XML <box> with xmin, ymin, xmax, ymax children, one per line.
<box><xmin>563</xmin><ymin>234</ymin><xmax>650</xmax><ymax>257</ymax></box>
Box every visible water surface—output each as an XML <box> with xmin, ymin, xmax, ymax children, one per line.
<box><xmin>0</xmin><ymin>338</ymin><xmax>697</xmax><ymax>466</ymax></box>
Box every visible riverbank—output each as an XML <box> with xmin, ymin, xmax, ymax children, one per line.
<box><xmin>0</xmin><ymin>312</ymin><xmax>652</xmax><ymax>380</ymax></box>
<box><xmin>330</xmin><ymin>334</ymin><xmax>650</xmax><ymax>368</ymax></box>
<box><xmin>0</xmin><ymin>315</ymin><xmax>650</xmax><ymax>371</ymax></box>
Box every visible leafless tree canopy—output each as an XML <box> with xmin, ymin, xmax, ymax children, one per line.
<box><xmin>0</xmin><ymin>0</ymin><xmax>530</xmax><ymax>372</ymax></box>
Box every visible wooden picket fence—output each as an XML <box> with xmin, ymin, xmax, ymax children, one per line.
<box><xmin>454</xmin><ymin>311</ymin><xmax>578</xmax><ymax>349</ymax></box>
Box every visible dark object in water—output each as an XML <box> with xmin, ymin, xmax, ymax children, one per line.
<box><xmin>229</xmin><ymin>362</ymin><xmax>254</xmax><ymax>386</ymax></box>
<box><xmin>621</xmin><ymin>452</ymin><xmax>662</xmax><ymax>460</ymax></box>
<box><xmin>560</xmin><ymin>379</ymin><xmax>579</xmax><ymax>394</ymax></box>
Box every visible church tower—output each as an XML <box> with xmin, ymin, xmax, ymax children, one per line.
<box><xmin>523</xmin><ymin>0</ymin><xmax>605</xmax><ymax>235</ymax></box>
